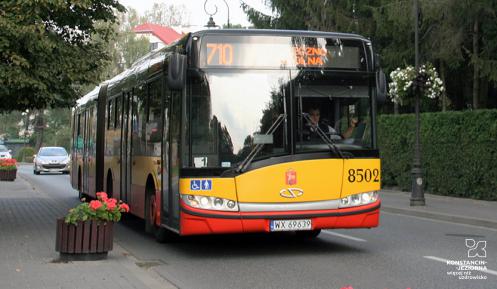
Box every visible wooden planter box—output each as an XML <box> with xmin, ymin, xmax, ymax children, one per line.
<box><xmin>55</xmin><ymin>219</ymin><xmax>114</xmax><ymax>260</ymax></box>
<box><xmin>0</xmin><ymin>169</ymin><xmax>16</xmax><ymax>181</ymax></box>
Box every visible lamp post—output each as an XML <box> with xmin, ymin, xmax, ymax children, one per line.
<box><xmin>410</xmin><ymin>0</ymin><xmax>425</xmax><ymax>206</ymax></box>
<box><xmin>222</xmin><ymin>0</ymin><xmax>230</xmax><ymax>28</ymax></box>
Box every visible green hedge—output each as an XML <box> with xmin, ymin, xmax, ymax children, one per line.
<box><xmin>16</xmin><ymin>146</ymin><xmax>35</xmax><ymax>162</ymax></box>
<box><xmin>378</xmin><ymin>110</ymin><xmax>497</xmax><ymax>201</ymax></box>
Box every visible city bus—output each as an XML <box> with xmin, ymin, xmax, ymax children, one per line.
<box><xmin>71</xmin><ymin>29</ymin><xmax>386</xmax><ymax>241</ymax></box>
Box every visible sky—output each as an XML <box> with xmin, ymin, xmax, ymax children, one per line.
<box><xmin>118</xmin><ymin>0</ymin><xmax>274</xmax><ymax>28</ymax></box>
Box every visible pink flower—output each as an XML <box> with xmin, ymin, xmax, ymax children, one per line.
<box><xmin>89</xmin><ymin>200</ymin><xmax>102</xmax><ymax>211</ymax></box>
<box><xmin>96</xmin><ymin>192</ymin><xmax>108</xmax><ymax>201</ymax></box>
<box><xmin>106</xmin><ymin>198</ymin><xmax>117</xmax><ymax>211</ymax></box>
<box><xmin>120</xmin><ymin>203</ymin><xmax>130</xmax><ymax>213</ymax></box>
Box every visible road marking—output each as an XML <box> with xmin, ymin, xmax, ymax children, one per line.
<box><xmin>382</xmin><ymin>211</ymin><xmax>497</xmax><ymax>232</ymax></box>
<box><xmin>321</xmin><ymin>230</ymin><xmax>367</xmax><ymax>242</ymax></box>
<box><xmin>424</xmin><ymin>256</ymin><xmax>497</xmax><ymax>277</ymax></box>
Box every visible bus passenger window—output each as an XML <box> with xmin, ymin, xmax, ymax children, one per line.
<box><xmin>146</xmin><ymin>81</ymin><xmax>162</xmax><ymax>157</ymax></box>
<box><xmin>115</xmin><ymin>97</ymin><xmax>121</xmax><ymax>129</ymax></box>
<box><xmin>107</xmin><ymin>100</ymin><xmax>114</xmax><ymax>129</ymax></box>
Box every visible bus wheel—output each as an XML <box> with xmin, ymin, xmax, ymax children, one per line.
<box><xmin>295</xmin><ymin>229</ymin><xmax>321</xmax><ymax>239</ymax></box>
<box><xmin>145</xmin><ymin>191</ymin><xmax>157</xmax><ymax>234</ymax></box>
<box><xmin>77</xmin><ymin>169</ymin><xmax>87</xmax><ymax>201</ymax></box>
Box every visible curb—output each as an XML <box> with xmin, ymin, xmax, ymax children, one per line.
<box><xmin>382</xmin><ymin>206</ymin><xmax>497</xmax><ymax>230</ymax></box>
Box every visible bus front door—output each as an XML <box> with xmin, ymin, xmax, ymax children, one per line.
<box><xmin>120</xmin><ymin>92</ymin><xmax>132</xmax><ymax>203</ymax></box>
<box><xmin>161</xmin><ymin>88</ymin><xmax>181</xmax><ymax>229</ymax></box>
<box><xmin>82</xmin><ymin>109</ymin><xmax>91</xmax><ymax>195</ymax></box>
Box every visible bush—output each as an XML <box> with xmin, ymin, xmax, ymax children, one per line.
<box><xmin>16</xmin><ymin>146</ymin><xmax>35</xmax><ymax>162</ymax></box>
<box><xmin>378</xmin><ymin>110</ymin><xmax>497</xmax><ymax>201</ymax></box>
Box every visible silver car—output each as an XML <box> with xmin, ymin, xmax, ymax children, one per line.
<box><xmin>0</xmin><ymin>145</ymin><xmax>12</xmax><ymax>159</ymax></box>
<box><xmin>34</xmin><ymin>147</ymin><xmax>70</xmax><ymax>175</ymax></box>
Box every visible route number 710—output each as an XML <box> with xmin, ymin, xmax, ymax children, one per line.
<box><xmin>206</xmin><ymin>43</ymin><xmax>233</xmax><ymax>65</ymax></box>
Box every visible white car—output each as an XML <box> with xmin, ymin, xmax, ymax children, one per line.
<box><xmin>33</xmin><ymin>147</ymin><xmax>70</xmax><ymax>175</ymax></box>
<box><xmin>0</xmin><ymin>145</ymin><xmax>12</xmax><ymax>159</ymax></box>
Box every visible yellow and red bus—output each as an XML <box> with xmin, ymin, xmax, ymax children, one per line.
<box><xmin>71</xmin><ymin>29</ymin><xmax>386</xmax><ymax>241</ymax></box>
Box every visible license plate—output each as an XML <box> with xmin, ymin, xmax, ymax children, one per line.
<box><xmin>270</xmin><ymin>219</ymin><xmax>312</xmax><ymax>232</ymax></box>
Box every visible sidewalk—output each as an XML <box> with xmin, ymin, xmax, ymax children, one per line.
<box><xmin>0</xmin><ymin>171</ymin><xmax>176</xmax><ymax>289</ymax></box>
<box><xmin>380</xmin><ymin>189</ymin><xmax>497</xmax><ymax>229</ymax></box>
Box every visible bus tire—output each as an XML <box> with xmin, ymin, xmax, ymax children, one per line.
<box><xmin>295</xmin><ymin>229</ymin><xmax>321</xmax><ymax>239</ymax></box>
<box><xmin>145</xmin><ymin>184</ymin><xmax>156</xmax><ymax>234</ymax></box>
<box><xmin>77</xmin><ymin>168</ymin><xmax>87</xmax><ymax>201</ymax></box>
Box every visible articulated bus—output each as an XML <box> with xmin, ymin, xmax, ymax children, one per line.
<box><xmin>71</xmin><ymin>29</ymin><xmax>387</xmax><ymax>241</ymax></box>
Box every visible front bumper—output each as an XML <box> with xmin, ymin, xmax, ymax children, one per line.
<box><xmin>179</xmin><ymin>200</ymin><xmax>381</xmax><ymax>236</ymax></box>
<box><xmin>35</xmin><ymin>163</ymin><xmax>70</xmax><ymax>173</ymax></box>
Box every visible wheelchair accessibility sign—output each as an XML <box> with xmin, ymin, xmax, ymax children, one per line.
<box><xmin>190</xmin><ymin>179</ymin><xmax>212</xmax><ymax>191</ymax></box>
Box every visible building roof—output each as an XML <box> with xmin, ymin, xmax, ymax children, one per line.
<box><xmin>133</xmin><ymin>23</ymin><xmax>182</xmax><ymax>45</ymax></box>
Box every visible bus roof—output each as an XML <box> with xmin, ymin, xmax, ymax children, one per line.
<box><xmin>191</xmin><ymin>29</ymin><xmax>370</xmax><ymax>43</ymax></box>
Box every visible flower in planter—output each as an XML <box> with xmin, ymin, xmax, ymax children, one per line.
<box><xmin>0</xmin><ymin>158</ymin><xmax>17</xmax><ymax>171</ymax></box>
<box><xmin>65</xmin><ymin>192</ymin><xmax>129</xmax><ymax>225</ymax></box>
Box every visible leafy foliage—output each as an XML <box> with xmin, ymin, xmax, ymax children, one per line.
<box><xmin>16</xmin><ymin>146</ymin><xmax>35</xmax><ymax>162</ymax></box>
<box><xmin>0</xmin><ymin>0</ymin><xmax>125</xmax><ymax>112</ymax></box>
<box><xmin>143</xmin><ymin>2</ymin><xmax>189</xmax><ymax>27</ymax></box>
<box><xmin>378</xmin><ymin>110</ymin><xmax>497</xmax><ymax>200</ymax></box>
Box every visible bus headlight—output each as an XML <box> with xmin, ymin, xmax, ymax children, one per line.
<box><xmin>339</xmin><ymin>191</ymin><xmax>379</xmax><ymax>208</ymax></box>
<box><xmin>182</xmin><ymin>195</ymin><xmax>239</xmax><ymax>212</ymax></box>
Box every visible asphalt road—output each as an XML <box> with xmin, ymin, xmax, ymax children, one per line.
<box><xmin>19</xmin><ymin>165</ymin><xmax>497</xmax><ymax>289</ymax></box>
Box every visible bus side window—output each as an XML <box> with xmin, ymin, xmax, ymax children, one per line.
<box><xmin>115</xmin><ymin>97</ymin><xmax>121</xmax><ymax>129</ymax></box>
<box><xmin>146</xmin><ymin>80</ymin><xmax>162</xmax><ymax>157</ymax></box>
<box><xmin>107</xmin><ymin>100</ymin><xmax>114</xmax><ymax>130</ymax></box>
<box><xmin>137</xmin><ymin>85</ymin><xmax>147</xmax><ymax>155</ymax></box>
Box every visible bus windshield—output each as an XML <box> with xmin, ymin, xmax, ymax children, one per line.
<box><xmin>189</xmin><ymin>69</ymin><xmax>373</xmax><ymax>169</ymax></box>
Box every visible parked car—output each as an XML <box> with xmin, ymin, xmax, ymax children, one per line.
<box><xmin>0</xmin><ymin>145</ymin><xmax>12</xmax><ymax>159</ymax></box>
<box><xmin>33</xmin><ymin>147</ymin><xmax>70</xmax><ymax>175</ymax></box>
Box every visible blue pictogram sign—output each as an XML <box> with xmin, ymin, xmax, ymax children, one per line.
<box><xmin>190</xmin><ymin>179</ymin><xmax>212</xmax><ymax>191</ymax></box>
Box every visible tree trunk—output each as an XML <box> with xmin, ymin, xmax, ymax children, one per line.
<box><xmin>440</xmin><ymin>62</ymin><xmax>447</xmax><ymax>111</ymax></box>
<box><xmin>34</xmin><ymin>110</ymin><xmax>45</xmax><ymax>152</ymax></box>
<box><xmin>472</xmin><ymin>17</ymin><xmax>479</xmax><ymax>109</ymax></box>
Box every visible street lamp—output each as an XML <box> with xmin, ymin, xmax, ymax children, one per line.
<box><xmin>204</xmin><ymin>0</ymin><xmax>230</xmax><ymax>28</ymax></box>
<box><xmin>410</xmin><ymin>0</ymin><xmax>425</xmax><ymax>206</ymax></box>
<box><xmin>204</xmin><ymin>0</ymin><xmax>218</xmax><ymax>28</ymax></box>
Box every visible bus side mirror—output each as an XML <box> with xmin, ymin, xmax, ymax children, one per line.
<box><xmin>167</xmin><ymin>53</ymin><xmax>187</xmax><ymax>90</ymax></box>
<box><xmin>376</xmin><ymin>69</ymin><xmax>387</xmax><ymax>104</ymax></box>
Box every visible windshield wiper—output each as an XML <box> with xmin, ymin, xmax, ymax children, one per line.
<box><xmin>301</xmin><ymin>112</ymin><xmax>344</xmax><ymax>158</ymax></box>
<box><xmin>236</xmin><ymin>113</ymin><xmax>286</xmax><ymax>173</ymax></box>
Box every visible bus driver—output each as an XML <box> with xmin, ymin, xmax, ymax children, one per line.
<box><xmin>303</xmin><ymin>107</ymin><xmax>358</xmax><ymax>141</ymax></box>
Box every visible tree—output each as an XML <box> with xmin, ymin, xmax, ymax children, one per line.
<box><xmin>0</xmin><ymin>111</ymin><xmax>23</xmax><ymax>140</ymax></box>
<box><xmin>143</xmin><ymin>2</ymin><xmax>189</xmax><ymax>27</ymax></box>
<box><xmin>99</xmin><ymin>8</ymin><xmax>150</xmax><ymax>79</ymax></box>
<box><xmin>0</xmin><ymin>0</ymin><xmax>125</xmax><ymax>112</ymax></box>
